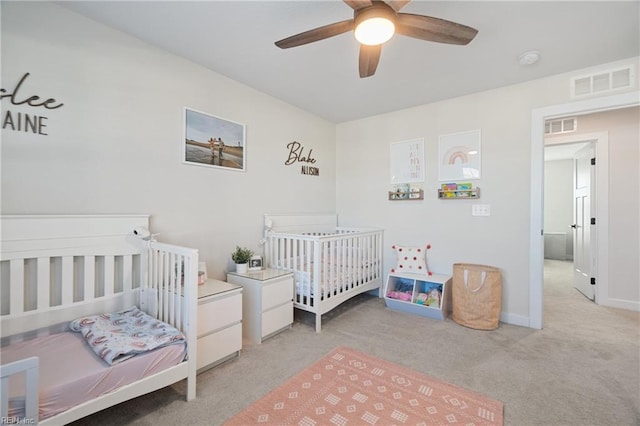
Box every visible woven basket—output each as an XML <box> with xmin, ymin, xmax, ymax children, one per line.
<box><xmin>452</xmin><ymin>263</ymin><xmax>502</xmax><ymax>330</ymax></box>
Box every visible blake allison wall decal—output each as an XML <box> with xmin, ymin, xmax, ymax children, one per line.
<box><xmin>285</xmin><ymin>141</ymin><xmax>319</xmax><ymax>176</ymax></box>
<box><xmin>1</xmin><ymin>72</ymin><xmax>64</xmax><ymax>136</ymax></box>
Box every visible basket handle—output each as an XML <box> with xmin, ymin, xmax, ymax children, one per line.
<box><xmin>464</xmin><ymin>269</ymin><xmax>487</xmax><ymax>293</ymax></box>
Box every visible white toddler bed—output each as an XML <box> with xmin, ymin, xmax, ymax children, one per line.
<box><xmin>264</xmin><ymin>214</ymin><xmax>383</xmax><ymax>332</ymax></box>
<box><xmin>0</xmin><ymin>215</ymin><xmax>198</xmax><ymax>425</ymax></box>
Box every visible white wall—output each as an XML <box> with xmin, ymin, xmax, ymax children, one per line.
<box><xmin>544</xmin><ymin>159</ymin><xmax>573</xmax><ymax>260</ymax></box>
<box><xmin>336</xmin><ymin>58</ymin><xmax>640</xmax><ymax>325</ymax></box>
<box><xmin>544</xmin><ymin>160</ymin><xmax>574</xmax><ymax>235</ymax></box>
<box><xmin>1</xmin><ymin>2</ymin><xmax>336</xmax><ymax>280</ymax></box>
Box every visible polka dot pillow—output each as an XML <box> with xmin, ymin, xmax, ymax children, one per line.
<box><xmin>391</xmin><ymin>244</ymin><xmax>432</xmax><ymax>275</ymax></box>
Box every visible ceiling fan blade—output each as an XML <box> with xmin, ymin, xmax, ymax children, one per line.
<box><xmin>396</xmin><ymin>13</ymin><xmax>478</xmax><ymax>45</ymax></box>
<box><xmin>344</xmin><ymin>0</ymin><xmax>373</xmax><ymax>10</ymax></box>
<box><xmin>359</xmin><ymin>44</ymin><xmax>382</xmax><ymax>78</ymax></box>
<box><xmin>275</xmin><ymin>20</ymin><xmax>354</xmax><ymax>49</ymax></box>
<box><xmin>385</xmin><ymin>0</ymin><xmax>411</xmax><ymax>12</ymax></box>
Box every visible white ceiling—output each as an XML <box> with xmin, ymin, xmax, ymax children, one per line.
<box><xmin>58</xmin><ymin>1</ymin><xmax>640</xmax><ymax>123</ymax></box>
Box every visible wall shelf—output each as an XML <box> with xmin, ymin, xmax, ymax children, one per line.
<box><xmin>438</xmin><ymin>187</ymin><xmax>480</xmax><ymax>199</ymax></box>
<box><xmin>388</xmin><ymin>189</ymin><xmax>424</xmax><ymax>201</ymax></box>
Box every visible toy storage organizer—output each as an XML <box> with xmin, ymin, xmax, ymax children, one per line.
<box><xmin>384</xmin><ymin>272</ymin><xmax>452</xmax><ymax>320</ymax></box>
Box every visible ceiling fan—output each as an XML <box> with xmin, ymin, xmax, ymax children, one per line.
<box><xmin>275</xmin><ymin>0</ymin><xmax>478</xmax><ymax>78</ymax></box>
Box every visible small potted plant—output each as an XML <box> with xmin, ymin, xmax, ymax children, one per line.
<box><xmin>231</xmin><ymin>246</ymin><xmax>253</xmax><ymax>273</ymax></box>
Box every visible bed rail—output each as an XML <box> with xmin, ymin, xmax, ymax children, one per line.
<box><xmin>142</xmin><ymin>240</ymin><xmax>198</xmax><ymax>335</ymax></box>
<box><xmin>0</xmin><ymin>357</ymin><xmax>38</xmax><ymax>424</ymax></box>
<box><xmin>0</xmin><ymin>233</ymin><xmax>198</xmax><ymax>397</ymax></box>
<box><xmin>0</xmin><ymin>216</ymin><xmax>197</xmax><ymax>345</ymax></box>
<box><xmin>266</xmin><ymin>226</ymin><xmax>383</xmax><ymax>331</ymax></box>
<box><xmin>140</xmin><ymin>239</ymin><xmax>198</xmax><ymax>401</ymax></box>
<box><xmin>267</xmin><ymin>228</ymin><xmax>383</xmax><ymax>287</ymax></box>
<box><xmin>0</xmin><ymin>215</ymin><xmax>199</xmax><ymax>423</ymax></box>
<box><xmin>0</xmin><ymin>215</ymin><xmax>149</xmax><ymax>337</ymax></box>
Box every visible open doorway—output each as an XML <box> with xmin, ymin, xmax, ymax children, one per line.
<box><xmin>529</xmin><ymin>91</ymin><xmax>639</xmax><ymax>329</ymax></box>
<box><xmin>544</xmin><ymin>137</ymin><xmax>599</xmax><ymax>306</ymax></box>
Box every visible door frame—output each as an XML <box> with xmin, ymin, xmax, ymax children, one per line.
<box><xmin>529</xmin><ymin>91</ymin><xmax>639</xmax><ymax>329</ymax></box>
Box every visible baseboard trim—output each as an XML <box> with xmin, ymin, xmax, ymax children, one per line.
<box><xmin>600</xmin><ymin>298</ymin><xmax>640</xmax><ymax>312</ymax></box>
<box><xmin>500</xmin><ymin>312</ymin><xmax>531</xmax><ymax>328</ymax></box>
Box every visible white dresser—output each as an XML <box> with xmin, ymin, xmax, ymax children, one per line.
<box><xmin>197</xmin><ymin>279</ymin><xmax>243</xmax><ymax>372</ymax></box>
<box><xmin>227</xmin><ymin>269</ymin><xmax>294</xmax><ymax>344</ymax></box>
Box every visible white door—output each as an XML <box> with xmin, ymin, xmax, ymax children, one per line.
<box><xmin>572</xmin><ymin>144</ymin><xmax>595</xmax><ymax>300</ymax></box>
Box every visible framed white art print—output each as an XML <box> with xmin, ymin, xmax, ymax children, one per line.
<box><xmin>438</xmin><ymin>129</ymin><xmax>481</xmax><ymax>181</ymax></box>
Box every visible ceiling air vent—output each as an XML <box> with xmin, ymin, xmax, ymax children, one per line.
<box><xmin>571</xmin><ymin>65</ymin><xmax>635</xmax><ymax>98</ymax></box>
<box><xmin>545</xmin><ymin>117</ymin><xmax>577</xmax><ymax>135</ymax></box>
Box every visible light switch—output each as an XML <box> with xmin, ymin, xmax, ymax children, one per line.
<box><xmin>472</xmin><ymin>204</ymin><xmax>491</xmax><ymax>216</ymax></box>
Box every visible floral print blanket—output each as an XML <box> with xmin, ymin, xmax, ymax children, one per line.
<box><xmin>70</xmin><ymin>306</ymin><xmax>185</xmax><ymax>365</ymax></box>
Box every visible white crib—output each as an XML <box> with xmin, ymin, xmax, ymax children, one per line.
<box><xmin>264</xmin><ymin>214</ymin><xmax>383</xmax><ymax>332</ymax></box>
<box><xmin>0</xmin><ymin>214</ymin><xmax>198</xmax><ymax>425</ymax></box>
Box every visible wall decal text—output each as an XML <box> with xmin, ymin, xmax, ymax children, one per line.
<box><xmin>1</xmin><ymin>72</ymin><xmax>64</xmax><ymax>136</ymax></box>
<box><xmin>285</xmin><ymin>141</ymin><xmax>319</xmax><ymax>176</ymax></box>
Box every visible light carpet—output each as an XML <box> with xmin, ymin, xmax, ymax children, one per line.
<box><xmin>224</xmin><ymin>346</ymin><xmax>503</xmax><ymax>425</ymax></box>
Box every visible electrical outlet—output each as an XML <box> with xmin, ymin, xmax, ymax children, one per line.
<box><xmin>472</xmin><ymin>204</ymin><xmax>491</xmax><ymax>216</ymax></box>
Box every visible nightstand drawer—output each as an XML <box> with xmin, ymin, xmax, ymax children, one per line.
<box><xmin>197</xmin><ymin>322</ymin><xmax>242</xmax><ymax>370</ymax></box>
<box><xmin>198</xmin><ymin>292</ymin><xmax>242</xmax><ymax>337</ymax></box>
<box><xmin>262</xmin><ymin>276</ymin><xmax>293</xmax><ymax>311</ymax></box>
<box><xmin>262</xmin><ymin>302</ymin><xmax>293</xmax><ymax>337</ymax></box>
<box><xmin>227</xmin><ymin>269</ymin><xmax>293</xmax><ymax>344</ymax></box>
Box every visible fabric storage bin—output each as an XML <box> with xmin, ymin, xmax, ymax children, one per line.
<box><xmin>452</xmin><ymin>263</ymin><xmax>502</xmax><ymax>330</ymax></box>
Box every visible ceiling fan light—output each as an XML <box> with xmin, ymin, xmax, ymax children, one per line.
<box><xmin>355</xmin><ymin>17</ymin><xmax>395</xmax><ymax>46</ymax></box>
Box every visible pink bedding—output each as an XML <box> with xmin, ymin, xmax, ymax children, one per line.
<box><xmin>1</xmin><ymin>331</ymin><xmax>186</xmax><ymax>421</ymax></box>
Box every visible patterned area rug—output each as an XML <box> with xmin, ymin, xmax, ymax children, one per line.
<box><xmin>225</xmin><ymin>346</ymin><xmax>503</xmax><ymax>425</ymax></box>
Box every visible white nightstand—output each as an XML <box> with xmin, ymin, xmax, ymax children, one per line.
<box><xmin>227</xmin><ymin>269</ymin><xmax>294</xmax><ymax>344</ymax></box>
<box><xmin>197</xmin><ymin>279</ymin><xmax>243</xmax><ymax>372</ymax></box>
